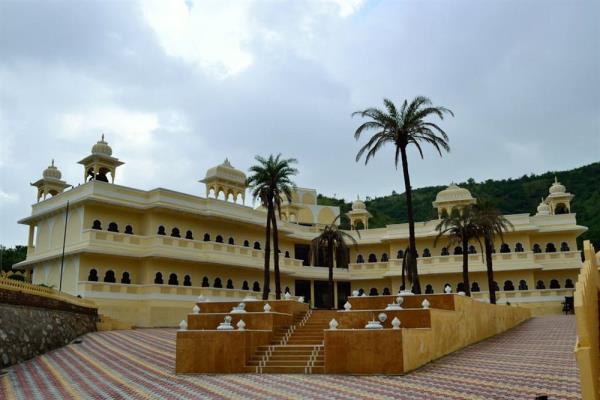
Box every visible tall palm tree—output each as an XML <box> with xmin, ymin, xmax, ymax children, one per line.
<box><xmin>434</xmin><ymin>206</ymin><xmax>481</xmax><ymax>296</ymax></box>
<box><xmin>247</xmin><ymin>154</ymin><xmax>298</xmax><ymax>300</ymax></box>
<box><xmin>310</xmin><ymin>216</ymin><xmax>356</xmax><ymax>309</ymax></box>
<box><xmin>473</xmin><ymin>199</ymin><xmax>513</xmax><ymax>304</ymax></box>
<box><xmin>353</xmin><ymin>97</ymin><xmax>453</xmax><ymax>294</ymax></box>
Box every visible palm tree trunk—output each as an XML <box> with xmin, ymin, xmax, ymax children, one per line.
<box><xmin>262</xmin><ymin>203</ymin><xmax>272</xmax><ymax>300</ymax></box>
<box><xmin>485</xmin><ymin>237</ymin><xmax>496</xmax><ymax>304</ymax></box>
<box><xmin>328</xmin><ymin>241</ymin><xmax>334</xmax><ymax>309</ymax></box>
<box><xmin>270</xmin><ymin>203</ymin><xmax>282</xmax><ymax>300</ymax></box>
<box><xmin>399</xmin><ymin>146</ymin><xmax>421</xmax><ymax>294</ymax></box>
<box><xmin>462</xmin><ymin>236</ymin><xmax>471</xmax><ymax>296</ymax></box>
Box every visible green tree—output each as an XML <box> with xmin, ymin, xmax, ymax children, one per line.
<box><xmin>0</xmin><ymin>245</ymin><xmax>27</xmax><ymax>272</ymax></box>
<box><xmin>434</xmin><ymin>206</ymin><xmax>481</xmax><ymax>296</ymax></box>
<box><xmin>473</xmin><ymin>199</ymin><xmax>513</xmax><ymax>304</ymax></box>
<box><xmin>247</xmin><ymin>154</ymin><xmax>298</xmax><ymax>300</ymax></box>
<box><xmin>353</xmin><ymin>96</ymin><xmax>453</xmax><ymax>293</ymax></box>
<box><xmin>310</xmin><ymin>216</ymin><xmax>356</xmax><ymax>309</ymax></box>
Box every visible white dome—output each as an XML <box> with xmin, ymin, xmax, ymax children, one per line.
<box><xmin>204</xmin><ymin>158</ymin><xmax>246</xmax><ymax>185</ymax></box>
<box><xmin>91</xmin><ymin>134</ymin><xmax>113</xmax><ymax>156</ymax></box>
<box><xmin>42</xmin><ymin>160</ymin><xmax>62</xmax><ymax>180</ymax></box>
<box><xmin>352</xmin><ymin>196</ymin><xmax>366</xmax><ymax>210</ymax></box>
<box><xmin>549</xmin><ymin>177</ymin><xmax>566</xmax><ymax>195</ymax></box>
<box><xmin>435</xmin><ymin>184</ymin><xmax>474</xmax><ymax>203</ymax></box>
<box><xmin>536</xmin><ymin>199</ymin><xmax>550</xmax><ymax>215</ymax></box>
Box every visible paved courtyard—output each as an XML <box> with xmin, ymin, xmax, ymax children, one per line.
<box><xmin>0</xmin><ymin>315</ymin><xmax>579</xmax><ymax>399</ymax></box>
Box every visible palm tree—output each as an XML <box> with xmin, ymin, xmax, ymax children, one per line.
<box><xmin>434</xmin><ymin>206</ymin><xmax>481</xmax><ymax>296</ymax></box>
<box><xmin>310</xmin><ymin>216</ymin><xmax>356</xmax><ymax>309</ymax></box>
<box><xmin>247</xmin><ymin>154</ymin><xmax>298</xmax><ymax>300</ymax></box>
<box><xmin>473</xmin><ymin>199</ymin><xmax>513</xmax><ymax>304</ymax></box>
<box><xmin>353</xmin><ymin>97</ymin><xmax>453</xmax><ymax>294</ymax></box>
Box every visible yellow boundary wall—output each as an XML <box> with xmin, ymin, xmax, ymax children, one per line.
<box><xmin>0</xmin><ymin>277</ymin><xmax>96</xmax><ymax>309</ymax></box>
<box><xmin>575</xmin><ymin>241</ymin><xmax>599</xmax><ymax>400</ymax></box>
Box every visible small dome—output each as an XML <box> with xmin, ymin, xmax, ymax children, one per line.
<box><xmin>204</xmin><ymin>158</ymin><xmax>246</xmax><ymax>185</ymax></box>
<box><xmin>536</xmin><ymin>199</ymin><xmax>550</xmax><ymax>215</ymax></box>
<box><xmin>91</xmin><ymin>134</ymin><xmax>113</xmax><ymax>156</ymax></box>
<box><xmin>435</xmin><ymin>184</ymin><xmax>474</xmax><ymax>203</ymax></box>
<box><xmin>352</xmin><ymin>196</ymin><xmax>366</xmax><ymax>210</ymax></box>
<box><xmin>549</xmin><ymin>176</ymin><xmax>566</xmax><ymax>195</ymax></box>
<box><xmin>43</xmin><ymin>160</ymin><xmax>62</xmax><ymax>180</ymax></box>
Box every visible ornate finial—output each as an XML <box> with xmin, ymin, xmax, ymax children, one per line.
<box><xmin>357</xmin><ymin>195</ymin><xmax>360</xmax><ymax>200</ymax></box>
<box><xmin>554</xmin><ymin>175</ymin><xmax>558</xmax><ymax>184</ymax></box>
<box><xmin>51</xmin><ymin>159</ymin><xmax>54</xmax><ymax>166</ymax></box>
<box><xmin>101</xmin><ymin>133</ymin><xmax>105</xmax><ymax>141</ymax></box>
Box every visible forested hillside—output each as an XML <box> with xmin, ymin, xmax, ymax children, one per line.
<box><xmin>318</xmin><ymin>162</ymin><xmax>600</xmax><ymax>249</ymax></box>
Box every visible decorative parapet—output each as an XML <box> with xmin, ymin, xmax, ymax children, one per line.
<box><xmin>0</xmin><ymin>277</ymin><xmax>96</xmax><ymax>311</ymax></box>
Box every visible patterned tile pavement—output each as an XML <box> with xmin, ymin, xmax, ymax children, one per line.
<box><xmin>0</xmin><ymin>315</ymin><xmax>580</xmax><ymax>399</ymax></box>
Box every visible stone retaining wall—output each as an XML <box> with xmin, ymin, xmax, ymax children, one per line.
<box><xmin>0</xmin><ymin>289</ymin><xmax>97</xmax><ymax>368</ymax></box>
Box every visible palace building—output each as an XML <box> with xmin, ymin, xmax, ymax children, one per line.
<box><xmin>15</xmin><ymin>137</ymin><xmax>586</xmax><ymax>327</ymax></box>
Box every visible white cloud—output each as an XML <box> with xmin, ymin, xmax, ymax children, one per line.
<box><xmin>0</xmin><ymin>190</ymin><xmax>19</xmax><ymax>206</ymax></box>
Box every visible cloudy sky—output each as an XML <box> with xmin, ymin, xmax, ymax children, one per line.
<box><xmin>1</xmin><ymin>0</ymin><xmax>598</xmax><ymax>246</ymax></box>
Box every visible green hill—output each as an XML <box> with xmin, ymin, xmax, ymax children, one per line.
<box><xmin>318</xmin><ymin>162</ymin><xmax>600</xmax><ymax>249</ymax></box>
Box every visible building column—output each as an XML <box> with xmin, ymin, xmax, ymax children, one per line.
<box><xmin>333</xmin><ymin>281</ymin><xmax>339</xmax><ymax>309</ymax></box>
<box><xmin>27</xmin><ymin>225</ymin><xmax>35</xmax><ymax>251</ymax></box>
<box><xmin>310</xmin><ymin>280</ymin><xmax>315</xmax><ymax>308</ymax></box>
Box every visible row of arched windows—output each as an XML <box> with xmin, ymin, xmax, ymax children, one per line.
<box><xmin>416</xmin><ymin>278</ymin><xmax>575</xmax><ymax>294</ymax></box>
<box><xmin>92</xmin><ymin>220</ymin><xmax>134</xmax><ymax>234</ymax></box>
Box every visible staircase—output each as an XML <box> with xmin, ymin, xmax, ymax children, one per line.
<box><xmin>246</xmin><ymin>310</ymin><xmax>337</xmax><ymax>374</ymax></box>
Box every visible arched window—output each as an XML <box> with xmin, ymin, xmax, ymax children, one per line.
<box><xmin>560</xmin><ymin>242</ymin><xmax>570</xmax><ymax>252</ymax></box>
<box><xmin>515</xmin><ymin>243</ymin><xmax>524</xmax><ymax>252</ymax></box>
<box><xmin>545</xmin><ymin>243</ymin><xmax>556</xmax><ymax>253</ymax></box>
<box><xmin>423</xmin><ymin>248</ymin><xmax>431</xmax><ymax>257</ymax></box>
<box><xmin>252</xmin><ymin>281</ymin><xmax>260</xmax><ymax>292</ymax></box>
<box><xmin>203</xmin><ymin>233</ymin><xmax>211</xmax><ymax>242</ymax></box>
<box><xmin>532</xmin><ymin>244</ymin><xmax>541</xmax><ymax>253</ymax></box>
<box><xmin>369</xmin><ymin>288</ymin><xmax>378</xmax><ymax>296</ymax></box>
<box><xmin>157</xmin><ymin>226</ymin><xmax>166</xmax><ymax>235</ymax></box>
<box><xmin>215</xmin><ymin>235</ymin><xmax>223</xmax><ymax>243</ymax></box>
<box><xmin>201</xmin><ymin>276</ymin><xmax>209</xmax><ymax>287</ymax></box>
<box><xmin>453</xmin><ymin>246</ymin><xmax>462</xmax><ymax>255</ymax></box>
<box><xmin>121</xmin><ymin>272</ymin><xmax>131</xmax><ymax>284</ymax></box>
<box><xmin>358</xmin><ymin>288</ymin><xmax>364</xmax><ymax>296</ymax></box>
<box><xmin>549</xmin><ymin>279</ymin><xmax>560</xmax><ymax>289</ymax></box>
<box><xmin>555</xmin><ymin>203</ymin><xmax>569</xmax><ymax>214</ymax></box>
<box><xmin>124</xmin><ymin>225</ymin><xmax>133</xmax><ymax>235</ymax></box>
<box><xmin>444</xmin><ymin>283</ymin><xmax>452</xmax><ymax>293</ymax></box>
<box><xmin>500</xmin><ymin>243</ymin><xmax>510</xmax><ymax>253</ymax></box>
<box><xmin>213</xmin><ymin>277</ymin><xmax>222</xmax><ymax>288</ymax></box>
<box><xmin>492</xmin><ymin>281</ymin><xmax>499</xmax><ymax>291</ymax></box>
<box><xmin>108</xmin><ymin>222</ymin><xmax>119</xmax><ymax>232</ymax></box>
<box><xmin>471</xmin><ymin>282</ymin><xmax>480</xmax><ymax>292</ymax></box>
<box><xmin>285</xmin><ymin>251</ymin><xmax>290</xmax><ymax>258</ymax></box>
<box><xmin>368</xmin><ymin>253</ymin><xmax>377</xmax><ymax>263</ymax></box>
<box><xmin>226</xmin><ymin>279</ymin><xmax>234</xmax><ymax>289</ymax></box>
<box><xmin>285</xmin><ymin>286</ymin><xmax>290</xmax><ymax>294</ymax></box>
<box><xmin>243</xmin><ymin>240</ymin><xmax>250</xmax><ymax>247</ymax></box>
<box><xmin>456</xmin><ymin>282</ymin><xmax>466</xmax><ymax>292</ymax></box>
<box><xmin>396</xmin><ymin>250</ymin><xmax>404</xmax><ymax>259</ymax></box>
<box><xmin>171</xmin><ymin>228</ymin><xmax>180</xmax><ymax>238</ymax></box>
<box><xmin>381</xmin><ymin>253</ymin><xmax>389</xmax><ymax>262</ymax></box>
<box><xmin>88</xmin><ymin>269</ymin><xmax>98</xmax><ymax>282</ymax></box>
<box><xmin>441</xmin><ymin>247</ymin><xmax>449</xmax><ymax>256</ymax></box>
<box><xmin>536</xmin><ymin>280</ymin><xmax>545</xmax><ymax>290</ymax></box>
<box><xmin>242</xmin><ymin>281</ymin><xmax>249</xmax><ymax>290</ymax></box>
<box><xmin>518</xmin><ymin>280</ymin><xmax>528</xmax><ymax>290</ymax></box>
<box><xmin>185</xmin><ymin>230</ymin><xmax>194</xmax><ymax>240</ymax></box>
<box><xmin>503</xmin><ymin>280</ymin><xmax>514</xmax><ymax>291</ymax></box>
<box><xmin>356</xmin><ymin>255</ymin><xmax>364</xmax><ymax>263</ymax></box>
<box><xmin>565</xmin><ymin>279</ymin><xmax>574</xmax><ymax>288</ymax></box>
<box><xmin>228</xmin><ymin>237</ymin><xmax>235</xmax><ymax>245</ymax></box>
<box><xmin>425</xmin><ymin>284</ymin><xmax>434</xmax><ymax>294</ymax></box>
<box><xmin>103</xmin><ymin>270</ymin><xmax>116</xmax><ymax>283</ymax></box>
<box><xmin>253</xmin><ymin>241</ymin><xmax>261</xmax><ymax>250</ymax></box>
<box><xmin>183</xmin><ymin>275</ymin><xmax>192</xmax><ymax>286</ymax></box>
<box><xmin>382</xmin><ymin>287</ymin><xmax>391</xmax><ymax>295</ymax></box>
<box><xmin>92</xmin><ymin>220</ymin><xmax>102</xmax><ymax>230</ymax></box>
<box><xmin>168</xmin><ymin>273</ymin><xmax>178</xmax><ymax>285</ymax></box>
<box><xmin>468</xmin><ymin>245</ymin><xmax>476</xmax><ymax>254</ymax></box>
<box><xmin>154</xmin><ymin>272</ymin><xmax>163</xmax><ymax>284</ymax></box>
<box><xmin>355</xmin><ymin>221</ymin><xmax>365</xmax><ymax>230</ymax></box>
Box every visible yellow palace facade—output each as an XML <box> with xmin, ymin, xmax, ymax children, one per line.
<box><xmin>15</xmin><ymin>137</ymin><xmax>586</xmax><ymax>327</ymax></box>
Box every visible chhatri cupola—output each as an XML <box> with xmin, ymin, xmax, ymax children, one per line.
<box><xmin>347</xmin><ymin>196</ymin><xmax>371</xmax><ymax>230</ymax></box>
<box><xmin>78</xmin><ymin>134</ymin><xmax>124</xmax><ymax>183</ymax></box>
<box><xmin>432</xmin><ymin>184</ymin><xmax>476</xmax><ymax>218</ymax></box>
<box><xmin>200</xmin><ymin>158</ymin><xmax>247</xmax><ymax>204</ymax></box>
<box><xmin>31</xmin><ymin>160</ymin><xmax>71</xmax><ymax>202</ymax></box>
<box><xmin>545</xmin><ymin>176</ymin><xmax>573</xmax><ymax>214</ymax></box>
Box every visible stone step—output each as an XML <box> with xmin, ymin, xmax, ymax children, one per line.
<box><xmin>260</xmin><ymin>366</ymin><xmax>308</xmax><ymax>374</ymax></box>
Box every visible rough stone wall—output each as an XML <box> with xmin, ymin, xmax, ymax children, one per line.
<box><xmin>0</xmin><ymin>294</ymin><xmax>97</xmax><ymax>368</ymax></box>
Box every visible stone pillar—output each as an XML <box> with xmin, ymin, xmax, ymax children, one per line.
<box><xmin>333</xmin><ymin>281</ymin><xmax>339</xmax><ymax>309</ymax></box>
<box><xmin>310</xmin><ymin>280</ymin><xmax>315</xmax><ymax>308</ymax></box>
